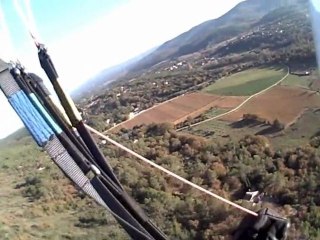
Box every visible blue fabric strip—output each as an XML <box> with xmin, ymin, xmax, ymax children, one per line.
<box><xmin>8</xmin><ymin>90</ymin><xmax>54</xmax><ymax>146</ymax></box>
<box><xmin>29</xmin><ymin>94</ymin><xmax>63</xmax><ymax>134</ymax></box>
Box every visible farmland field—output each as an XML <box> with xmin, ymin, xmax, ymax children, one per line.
<box><xmin>280</xmin><ymin>74</ymin><xmax>312</xmax><ymax>89</ymax></box>
<box><xmin>185</xmin><ymin>109</ymin><xmax>320</xmax><ymax>150</ymax></box>
<box><xmin>183</xmin><ymin>118</ymin><xmax>262</xmax><ymax>143</ymax></box>
<box><xmin>112</xmin><ymin>93</ymin><xmax>246</xmax><ymax>130</ymax></box>
<box><xmin>204</xmin><ymin>108</ymin><xmax>228</xmax><ymax>118</ymax></box>
<box><xmin>271</xmin><ymin>109</ymin><xmax>320</xmax><ymax>149</ymax></box>
<box><xmin>202</xmin><ymin>67</ymin><xmax>287</xmax><ymax>96</ymax></box>
<box><xmin>221</xmin><ymin>86</ymin><xmax>320</xmax><ymax>126</ymax></box>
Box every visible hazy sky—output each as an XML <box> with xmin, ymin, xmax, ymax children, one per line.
<box><xmin>311</xmin><ymin>0</ymin><xmax>320</xmax><ymax>71</ymax></box>
<box><xmin>0</xmin><ymin>0</ymin><xmax>244</xmax><ymax>139</ymax></box>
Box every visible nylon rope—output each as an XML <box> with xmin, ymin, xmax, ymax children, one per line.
<box><xmin>18</xmin><ymin>69</ymin><xmax>167</xmax><ymax>240</ymax></box>
<box><xmin>5</xmin><ymin>3</ymin><xmax>169</xmax><ymax>238</ymax></box>
<box><xmin>12</xmin><ymin>0</ymin><xmax>131</xmax><ymax>191</ymax></box>
<box><xmin>46</xmin><ymin>136</ymin><xmax>153</xmax><ymax>240</ymax></box>
<box><xmin>36</xmin><ymin>46</ymin><xmax>124</xmax><ymax>189</ymax></box>
<box><xmin>14</xmin><ymin>67</ymin><xmax>157</xmax><ymax>239</ymax></box>
<box><xmin>0</xmin><ymin>68</ymin><xmax>53</xmax><ymax>146</ymax></box>
<box><xmin>0</xmin><ymin>63</ymin><xmax>155</xmax><ymax>240</ymax></box>
<box><xmin>9</xmin><ymin>0</ymin><xmax>258</xmax><ymax>232</ymax></box>
<box><xmin>24</xmin><ymin>72</ymin><xmax>96</xmax><ymax>164</ymax></box>
<box><xmin>12</xmin><ymin>0</ymin><xmax>41</xmax><ymax>46</ymax></box>
<box><xmin>17</xmin><ymin>71</ymin><xmax>155</xmax><ymax>239</ymax></box>
<box><xmin>86</xmin><ymin>125</ymin><xmax>259</xmax><ymax>217</ymax></box>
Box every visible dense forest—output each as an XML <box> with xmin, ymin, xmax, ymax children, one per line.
<box><xmin>2</xmin><ymin>123</ymin><xmax>320</xmax><ymax>239</ymax></box>
<box><xmin>87</xmin><ymin>123</ymin><xmax>320</xmax><ymax>239</ymax></box>
<box><xmin>70</xmin><ymin>3</ymin><xmax>320</xmax><ymax>238</ymax></box>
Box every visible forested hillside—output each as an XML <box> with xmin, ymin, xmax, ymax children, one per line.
<box><xmin>2</xmin><ymin>123</ymin><xmax>320</xmax><ymax>239</ymax></box>
<box><xmin>80</xmin><ymin>1</ymin><xmax>316</xmax><ymax>133</ymax></box>
<box><xmin>1</xmin><ymin>0</ymin><xmax>319</xmax><ymax>239</ymax></box>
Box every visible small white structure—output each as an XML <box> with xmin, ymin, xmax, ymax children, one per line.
<box><xmin>129</xmin><ymin>112</ymin><xmax>135</xmax><ymax>119</ymax></box>
<box><xmin>244</xmin><ymin>191</ymin><xmax>259</xmax><ymax>201</ymax></box>
<box><xmin>244</xmin><ymin>191</ymin><xmax>264</xmax><ymax>206</ymax></box>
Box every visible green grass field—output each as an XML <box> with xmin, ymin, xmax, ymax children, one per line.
<box><xmin>280</xmin><ymin>74</ymin><xmax>312</xmax><ymax>89</ymax></box>
<box><xmin>204</xmin><ymin>108</ymin><xmax>228</xmax><ymax>118</ymax></box>
<box><xmin>185</xmin><ymin>108</ymin><xmax>320</xmax><ymax>151</ymax></box>
<box><xmin>202</xmin><ymin>67</ymin><xmax>287</xmax><ymax>96</ymax></box>
<box><xmin>0</xmin><ymin>134</ymin><xmax>126</xmax><ymax>240</ymax></box>
<box><xmin>271</xmin><ymin>109</ymin><xmax>320</xmax><ymax>150</ymax></box>
<box><xmin>184</xmin><ymin>119</ymin><xmax>261</xmax><ymax>144</ymax></box>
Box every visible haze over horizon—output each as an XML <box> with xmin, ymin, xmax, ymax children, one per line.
<box><xmin>0</xmin><ymin>0</ymin><xmax>243</xmax><ymax>139</ymax></box>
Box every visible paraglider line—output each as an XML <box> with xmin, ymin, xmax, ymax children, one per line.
<box><xmin>86</xmin><ymin>125</ymin><xmax>259</xmax><ymax>217</ymax></box>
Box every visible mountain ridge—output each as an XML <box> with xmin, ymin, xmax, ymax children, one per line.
<box><xmin>72</xmin><ymin>0</ymin><xmax>292</xmax><ymax>98</ymax></box>
<box><xmin>127</xmin><ymin>0</ymin><xmax>306</xmax><ymax>73</ymax></box>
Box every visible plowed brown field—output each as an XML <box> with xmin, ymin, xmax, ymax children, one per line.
<box><xmin>113</xmin><ymin>93</ymin><xmax>246</xmax><ymax>130</ymax></box>
<box><xmin>221</xmin><ymin>86</ymin><xmax>320</xmax><ymax>126</ymax></box>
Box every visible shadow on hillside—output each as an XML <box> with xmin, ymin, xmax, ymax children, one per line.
<box><xmin>229</xmin><ymin>119</ymin><xmax>265</xmax><ymax>129</ymax></box>
<box><xmin>255</xmin><ymin>126</ymin><xmax>281</xmax><ymax>135</ymax></box>
<box><xmin>256</xmin><ymin>65</ymin><xmax>284</xmax><ymax>71</ymax></box>
<box><xmin>299</xmin><ymin>91</ymin><xmax>308</xmax><ymax>96</ymax></box>
<box><xmin>229</xmin><ymin>118</ymin><xmax>282</xmax><ymax>136</ymax></box>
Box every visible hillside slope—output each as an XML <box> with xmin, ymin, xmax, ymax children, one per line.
<box><xmin>80</xmin><ymin>0</ymin><xmax>315</xmax><ymax>133</ymax></box>
<box><xmin>129</xmin><ymin>0</ymin><xmax>307</xmax><ymax>72</ymax></box>
<box><xmin>0</xmin><ymin>132</ymin><xmax>127</xmax><ymax>239</ymax></box>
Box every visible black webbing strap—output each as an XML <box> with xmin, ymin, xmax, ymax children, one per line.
<box><xmin>91</xmin><ymin>176</ymin><xmax>154</xmax><ymax>240</ymax></box>
<box><xmin>37</xmin><ymin>47</ymin><xmax>123</xmax><ymax>188</ymax></box>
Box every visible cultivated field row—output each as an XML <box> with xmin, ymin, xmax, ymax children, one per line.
<box><xmin>111</xmin><ymin>93</ymin><xmax>246</xmax><ymax>131</ymax></box>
